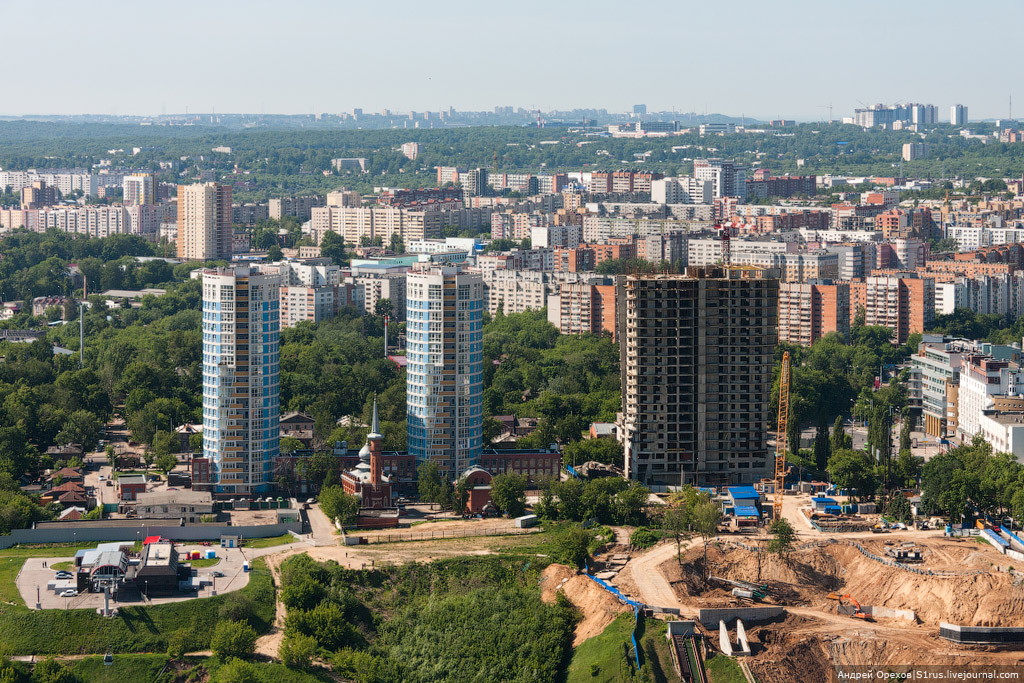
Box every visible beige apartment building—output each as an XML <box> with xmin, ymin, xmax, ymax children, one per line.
<box><xmin>177</xmin><ymin>183</ymin><xmax>232</xmax><ymax>261</ymax></box>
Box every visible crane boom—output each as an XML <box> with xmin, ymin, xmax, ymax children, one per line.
<box><xmin>773</xmin><ymin>351</ymin><xmax>790</xmax><ymax>520</ymax></box>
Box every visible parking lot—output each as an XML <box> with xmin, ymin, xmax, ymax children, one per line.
<box><xmin>16</xmin><ymin>544</ymin><xmax>256</xmax><ymax>610</ymax></box>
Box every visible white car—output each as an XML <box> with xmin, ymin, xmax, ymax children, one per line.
<box><xmin>60</xmin><ymin>589</ymin><xmax>78</xmax><ymax>598</ymax></box>
<box><xmin>55</xmin><ymin>571</ymin><xmax>73</xmax><ymax>579</ymax></box>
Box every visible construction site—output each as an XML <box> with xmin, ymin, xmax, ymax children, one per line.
<box><xmin>539</xmin><ymin>350</ymin><xmax>1024</xmax><ymax>681</ymax></box>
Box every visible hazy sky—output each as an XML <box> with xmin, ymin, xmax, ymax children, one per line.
<box><xmin>5</xmin><ymin>0</ymin><xmax>1020</xmax><ymax>119</ymax></box>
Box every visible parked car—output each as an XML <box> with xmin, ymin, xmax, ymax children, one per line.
<box><xmin>60</xmin><ymin>589</ymin><xmax>77</xmax><ymax>598</ymax></box>
<box><xmin>105</xmin><ymin>480</ymin><xmax>113</xmax><ymax>487</ymax></box>
<box><xmin>55</xmin><ymin>571</ymin><xmax>73</xmax><ymax>579</ymax></box>
<box><xmin>211</xmin><ymin>571</ymin><xmax>225</xmax><ymax>578</ymax></box>
<box><xmin>103</xmin><ymin>653</ymin><xmax>113</xmax><ymax>666</ymax></box>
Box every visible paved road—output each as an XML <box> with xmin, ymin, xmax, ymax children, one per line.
<box><xmin>306</xmin><ymin>504</ymin><xmax>338</xmax><ymax>546</ymax></box>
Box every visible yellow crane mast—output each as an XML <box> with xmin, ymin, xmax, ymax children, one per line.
<box><xmin>774</xmin><ymin>351</ymin><xmax>791</xmax><ymax>520</ymax></box>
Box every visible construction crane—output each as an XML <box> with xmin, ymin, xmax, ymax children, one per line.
<box><xmin>718</xmin><ymin>221</ymin><xmax>731</xmax><ymax>266</ymax></box>
<box><xmin>773</xmin><ymin>351</ymin><xmax>790</xmax><ymax>520</ymax></box>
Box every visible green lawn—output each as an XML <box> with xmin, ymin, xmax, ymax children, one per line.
<box><xmin>0</xmin><ymin>558</ymin><xmax>275</xmax><ymax>655</ymax></box>
<box><xmin>242</xmin><ymin>533</ymin><xmax>296</xmax><ymax>549</ymax></box>
<box><xmin>50</xmin><ymin>561</ymin><xmax>75</xmax><ymax>571</ymax></box>
<box><xmin>188</xmin><ymin>557</ymin><xmax>221</xmax><ymax>568</ymax></box>
<box><xmin>0</xmin><ymin>545</ymin><xmax>91</xmax><ymax>605</ymax></box>
<box><xmin>706</xmin><ymin>652</ymin><xmax>747</xmax><ymax>683</ymax></box>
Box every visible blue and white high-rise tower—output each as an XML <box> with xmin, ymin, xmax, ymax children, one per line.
<box><xmin>406</xmin><ymin>267</ymin><xmax>484</xmax><ymax>477</ymax></box>
<box><xmin>202</xmin><ymin>266</ymin><xmax>281</xmax><ymax>494</ymax></box>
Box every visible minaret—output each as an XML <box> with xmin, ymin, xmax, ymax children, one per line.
<box><xmin>368</xmin><ymin>398</ymin><xmax>382</xmax><ymax>487</ymax></box>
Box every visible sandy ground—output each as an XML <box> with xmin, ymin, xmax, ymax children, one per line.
<box><xmin>539</xmin><ymin>564</ymin><xmax>628</xmax><ymax>646</ymax></box>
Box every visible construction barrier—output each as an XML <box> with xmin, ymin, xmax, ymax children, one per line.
<box><xmin>697</xmin><ymin>606</ymin><xmax>783</xmax><ymax>629</ymax></box>
<box><xmin>939</xmin><ymin>622</ymin><xmax>1024</xmax><ymax>644</ymax></box>
<box><xmin>581</xmin><ymin>568</ymin><xmax>645</xmax><ymax>670</ymax></box>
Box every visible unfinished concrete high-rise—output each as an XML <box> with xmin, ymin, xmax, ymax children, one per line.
<box><xmin>615</xmin><ymin>267</ymin><xmax>779</xmax><ymax>487</ymax></box>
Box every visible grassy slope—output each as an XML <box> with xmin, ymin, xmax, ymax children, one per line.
<box><xmin>565</xmin><ymin>612</ymin><xmax>635</xmax><ymax>683</ymax></box>
<box><xmin>0</xmin><ymin>558</ymin><xmax>274</xmax><ymax>655</ymax></box>
<box><xmin>706</xmin><ymin>652</ymin><xmax>747</xmax><ymax>683</ymax></box>
<box><xmin>66</xmin><ymin>655</ymin><xmax>333</xmax><ymax>683</ymax></box>
<box><xmin>243</xmin><ymin>533</ymin><xmax>296</xmax><ymax>549</ymax></box>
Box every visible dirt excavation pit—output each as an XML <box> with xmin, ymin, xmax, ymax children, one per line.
<box><xmin>661</xmin><ymin>540</ymin><xmax>1024</xmax><ymax>628</ymax></box>
<box><xmin>539</xmin><ymin>564</ymin><xmax>629</xmax><ymax>646</ymax></box>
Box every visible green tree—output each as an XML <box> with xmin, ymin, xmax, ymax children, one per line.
<box><xmin>767</xmin><ymin>519</ymin><xmax>796</xmax><ymax>560</ymax></box>
<box><xmin>830</xmin><ymin>416</ymin><xmax>852</xmax><ymax>452</ymax></box>
<box><xmin>885</xmin><ymin>494</ymin><xmax>914</xmax><ymax>525</ymax></box>
<box><xmin>154</xmin><ymin>452</ymin><xmax>177</xmax><ymax>476</ymax></box>
<box><xmin>319</xmin><ymin>231</ymin><xmax>347</xmax><ymax>266</ymax></box>
<box><xmin>267</xmin><ymin>244</ymin><xmax>283</xmax><ymax>261</ymax></box>
<box><xmin>166</xmin><ymin>628</ymin><xmax>192</xmax><ymax>659</ymax></box>
<box><xmin>280</xmin><ymin>436</ymin><xmax>304</xmax><ymax>454</ymax></box>
<box><xmin>213</xmin><ymin>658</ymin><xmax>259</xmax><ymax>683</ymax></box>
<box><xmin>662</xmin><ymin>504</ymin><xmax>691</xmax><ymax>565</ymax></box>
<box><xmin>490</xmin><ymin>472</ymin><xmax>528</xmax><ymax>517</ymax></box>
<box><xmin>562</xmin><ymin>439</ymin><xmax>623</xmax><ymax>467</ymax></box>
<box><xmin>692</xmin><ymin>496</ymin><xmax>721</xmax><ymax>582</ymax></box>
<box><xmin>554</xmin><ymin>523</ymin><xmax>593</xmax><ymax>568</ymax></box>
<box><xmin>827</xmin><ymin>449</ymin><xmax>878</xmax><ymax>502</ymax></box>
<box><xmin>280</xmin><ymin>632</ymin><xmax>318</xmax><ymax>670</ymax></box>
<box><xmin>614</xmin><ymin>481</ymin><xmax>650</xmax><ymax>526</ymax></box>
<box><xmin>374</xmin><ymin>298</ymin><xmax>394</xmax><ymax>319</ymax></box>
<box><xmin>319</xmin><ymin>485</ymin><xmax>360</xmax><ymax>527</ymax></box>
<box><xmin>210</xmin><ymin>620</ymin><xmax>257</xmax><ymax>660</ymax></box>
<box><xmin>417</xmin><ymin>461</ymin><xmax>444</xmax><ymax>509</ymax></box>
<box><xmin>813</xmin><ymin>418</ymin><xmax>830</xmax><ymax>472</ymax></box>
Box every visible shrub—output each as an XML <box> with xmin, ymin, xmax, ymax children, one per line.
<box><xmin>213</xmin><ymin>658</ymin><xmax>258</xmax><ymax>683</ymax></box>
<box><xmin>280</xmin><ymin>632</ymin><xmax>317</xmax><ymax>670</ymax></box>
<box><xmin>210</xmin><ymin>621</ymin><xmax>257</xmax><ymax>660</ymax></box>
<box><xmin>630</xmin><ymin>527</ymin><xmax>660</xmax><ymax>549</ymax></box>
<box><xmin>166</xmin><ymin>628</ymin><xmax>192</xmax><ymax>659</ymax></box>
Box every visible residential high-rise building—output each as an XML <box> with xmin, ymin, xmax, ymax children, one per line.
<box><xmin>693</xmin><ymin>159</ymin><xmax>746</xmax><ymax>199</ymax></box>
<box><xmin>778</xmin><ymin>281</ymin><xmax>850</xmax><ymax>346</ymax></box>
<box><xmin>406</xmin><ymin>267</ymin><xmax>484</xmax><ymax>476</ymax></box>
<box><xmin>950</xmin><ymin>104</ymin><xmax>968</xmax><ymax>126</ymax></box>
<box><xmin>616</xmin><ymin>267</ymin><xmax>779</xmax><ymax>486</ymax></box>
<box><xmin>849</xmin><ymin>276</ymin><xmax>934</xmax><ymax>344</ymax></box>
<box><xmin>123</xmin><ymin>174</ymin><xmax>155</xmax><ymax>206</ymax></box>
<box><xmin>177</xmin><ymin>182</ymin><xmax>232</xmax><ymax>261</ymax></box>
<box><xmin>201</xmin><ymin>266</ymin><xmax>281</xmax><ymax>494</ymax></box>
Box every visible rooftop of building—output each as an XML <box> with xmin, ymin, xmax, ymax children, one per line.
<box><xmin>136</xmin><ymin>490</ymin><xmax>213</xmax><ymax>507</ymax></box>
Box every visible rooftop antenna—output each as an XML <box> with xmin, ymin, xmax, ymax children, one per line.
<box><xmin>383</xmin><ymin>315</ymin><xmax>388</xmax><ymax>358</ymax></box>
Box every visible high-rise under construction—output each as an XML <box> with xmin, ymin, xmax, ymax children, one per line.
<box><xmin>615</xmin><ymin>267</ymin><xmax>779</xmax><ymax>486</ymax></box>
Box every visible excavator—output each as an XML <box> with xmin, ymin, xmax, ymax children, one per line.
<box><xmin>826</xmin><ymin>592</ymin><xmax>873</xmax><ymax>621</ymax></box>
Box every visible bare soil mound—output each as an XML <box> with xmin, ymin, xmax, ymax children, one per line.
<box><xmin>540</xmin><ymin>564</ymin><xmax>629</xmax><ymax>647</ymax></box>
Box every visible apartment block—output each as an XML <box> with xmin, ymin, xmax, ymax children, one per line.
<box><xmin>269</xmin><ymin>195</ymin><xmax>326</xmax><ymax>221</ymax></box>
<box><xmin>201</xmin><ymin>266</ymin><xmax>281</xmax><ymax>494</ymax></box>
<box><xmin>693</xmin><ymin>158</ymin><xmax>746</xmax><ymax>200</ymax></box>
<box><xmin>778</xmin><ymin>281</ymin><xmax>851</xmax><ymax>346</ymax></box>
<box><xmin>650</xmin><ymin>177</ymin><xmax>713</xmax><ymax>204</ymax></box>
<box><xmin>349</xmin><ymin>273</ymin><xmax>408</xmax><ymax>320</ymax></box>
<box><xmin>177</xmin><ymin>182</ymin><xmax>232</xmax><ymax>261</ymax></box>
<box><xmin>123</xmin><ymin>174</ymin><xmax>155</xmax><ymax>206</ymax></box>
<box><xmin>616</xmin><ymin>268</ymin><xmax>778</xmax><ymax>486</ymax></box>
<box><xmin>553</xmin><ymin>283</ymin><xmax>617</xmax><ymax>339</ymax></box>
<box><xmin>405</xmin><ymin>268</ymin><xmax>484</xmax><ymax>476</ymax></box>
<box><xmin>274</xmin><ymin>260</ymin><xmax>345</xmax><ymax>328</ymax></box>
<box><xmin>849</xmin><ymin>275</ymin><xmax>934</xmax><ymax>344</ymax></box>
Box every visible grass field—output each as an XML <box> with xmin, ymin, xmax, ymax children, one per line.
<box><xmin>706</xmin><ymin>652</ymin><xmax>747</xmax><ymax>683</ymax></box>
<box><xmin>67</xmin><ymin>654</ymin><xmax>169</xmax><ymax>682</ymax></box>
<box><xmin>242</xmin><ymin>533</ymin><xmax>295</xmax><ymax>549</ymax></box>
<box><xmin>50</xmin><ymin>561</ymin><xmax>75</xmax><ymax>571</ymax></box>
<box><xmin>0</xmin><ymin>558</ymin><xmax>275</xmax><ymax>655</ymax></box>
